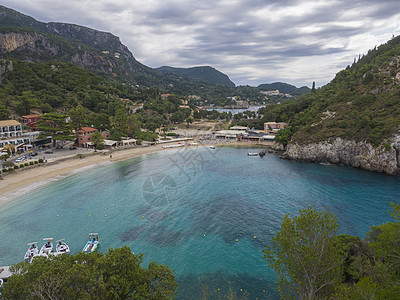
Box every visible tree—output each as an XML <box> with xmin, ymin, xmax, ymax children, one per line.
<box><xmin>36</xmin><ymin>112</ymin><xmax>74</xmax><ymax>146</ymax></box>
<box><xmin>69</xmin><ymin>103</ymin><xmax>87</xmax><ymax>130</ymax></box>
<box><xmin>91</xmin><ymin>131</ymin><xmax>105</xmax><ymax>150</ymax></box>
<box><xmin>2</xmin><ymin>246</ymin><xmax>177</xmax><ymax>299</ymax></box>
<box><xmin>111</xmin><ymin>106</ymin><xmax>128</xmax><ymax>135</ymax></box>
<box><xmin>311</xmin><ymin>81</ymin><xmax>316</xmax><ymax>93</ymax></box>
<box><xmin>127</xmin><ymin>114</ymin><xmax>142</xmax><ymax>137</ymax></box>
<box><xmin>0</xmin><ymin>101</ymin><xmax>8</xmax><ymax>120</ymax></box>
<box><xmin>264</xmin><ymin>207</ymin><xmax>343</xmax><ymax>299</ymax></box>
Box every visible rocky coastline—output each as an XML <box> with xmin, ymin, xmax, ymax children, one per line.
<box><xmin>281</xmin><ymin>137</ymin><xmax>400</xmax><ymax>175</ymax></box>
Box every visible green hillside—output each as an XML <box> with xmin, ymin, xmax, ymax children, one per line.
<box><xmin>258</xmin><ymin>82</ymin><xmax>311</xmax><ymax>95</ymax></box>
<box><xmin>260</xmin><ymin>35</ymin><xmax>400</xmax><ymax>147</ymax></box>
<box><xmin>156</xmin><ymin>66</ymin><xmax>235</xmax><ymax>87</ymax></box>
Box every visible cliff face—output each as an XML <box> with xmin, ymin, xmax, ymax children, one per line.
<box><xmin>283</xmin><ymin>137</ymin><xmax>400</xmax><ymax>175</ymax></box>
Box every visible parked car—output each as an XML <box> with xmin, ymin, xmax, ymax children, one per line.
<box><xmin>56</xmin><ymin>145</ymin><xmax>63</xmax><ymax>149</ymax></box>
<box><xmin>44</xmin><ymin>149</ymin><xmax>53</xmax><ymax>154</ymax></box>
<box><xmin>69</xmin><ymin>146</ymin><xmax>77</xmax><ymax>150</ymax></box>
<box><xmin>15</xmin><ymin>156</ymin><xmax>26</xmax><ymax>163</ymax></box>
<box><xmin>31</xmin><ymin>152</ymin><xmax>38</xmax><ymax>156</ymax></box>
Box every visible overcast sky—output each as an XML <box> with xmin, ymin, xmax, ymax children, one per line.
<box><xmin>2</xmin><ymin>1</ymin><xmax>400</xmax><ymax>87</ymax></box>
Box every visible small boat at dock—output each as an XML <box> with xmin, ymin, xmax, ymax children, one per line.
<box><xmin>55</xmin><ymin>239</ymin><xmax>70</xmax><ymax>255</ymax></box>
<box><xmin>248</xmin><ymin>152</ymin><xmax>258</xmax><ymax>156</ymax></box>
<box><xmin>209</xmin><ymin>146</ymin><xmax>215</xmax><ymax>149</ymax></box>
<box><xmin>24</xmin><ymin>242</ymin><xmax>39</xmax><ymax>262</ymax></box>
<box><xmin>39</xmin><ymin>238</ymin><xmax>53</xmax><ymax>256</ymax></box>
<box><xmin>83</xmin><ymin>233</ymin><xmax>99</xmax><ymax>253</ymax></box>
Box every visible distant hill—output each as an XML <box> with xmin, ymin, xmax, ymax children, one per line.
<box><xmin>258</xmin><ymin>82</ymin><xmax>310</xmax><ymax>95</ymax></box>
<box><xmin>156</xmin><ymin>66</ymin><xmax>235</xmax><ymax>87</ymax></box>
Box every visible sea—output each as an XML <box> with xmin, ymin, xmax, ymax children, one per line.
<box><xmin>0</xmin><ymin>145</ymin><xmax>399</xmax><ymax>299</ymax></box>
<box><xmin>206</xmin><ymin>105</ymin><xmax>263</xmax><ymax>115</ymax></box>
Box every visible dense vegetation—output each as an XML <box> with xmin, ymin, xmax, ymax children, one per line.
<box><xmin>259</xmin><ymin>36</ymin><xmax>400</xmax><ymax>147</ymax></box>
<box><xmin>264</xmin><ymin>204</ymin><xmax>400</xmax><ymax>299</ymax></box>
<box><xmin>2</xmin><ymin>246</ymin><xmax>177</xmax><ymax>299</ymax></box>
<box><xmin>156</xmin><ymin>66</ymin><xmax>235</xmax><ymax>87</ymax></box>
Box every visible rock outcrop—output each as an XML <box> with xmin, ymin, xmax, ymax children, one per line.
<box><xmin>283</xmin><ymin>137</ymin><xmax>400</xmax><ymax>175</ymax></box>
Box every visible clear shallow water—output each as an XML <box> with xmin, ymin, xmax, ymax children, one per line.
<box><xmin>0</xmin><ymin>146</ymin><xmax>399</xmax><ymax>299</ymax></box>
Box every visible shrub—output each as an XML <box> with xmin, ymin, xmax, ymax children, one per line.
<box><xmin>34</xmin><ymin>161</ymin><xmax>38</xmax><ymax>164</ymax></box>
<box><xmin>20</xmin><ymin>164</ymin><xmax>24</xmax><ymax>168</ymax></box>
<box><xmin>167</xmin><ymin>132</ymin><xmax>178</xmax><ymax>136</ymax></box>
<box><xmin>2</xmin><ymin>168</ymin><xmax>7</xmax><ymax>172</ymax></box>
<box><xmin>24</xmin><ymin>162</ymin><xmax>29</xmax><ymax>166</ymax></box>
<box><xmin>38</xmin><ymin>159</ymin><xmax>43</xmax><ymax>163</ymax></box>
<box><xmin>14</xmin><ymin>165</ymin><xmax>19</xmax><ymax>170</ymax></box>
<box><xmin>29</xmin><ymin>161</ymin><xmax>34</xmax><ymax>165</ymax></box>
<box><xmin>3</xmin><ymin>161</ymin><xmax>14</xmax><ymax>168</ymax></box>
<box><xmin>384</xmin><ymin>142</ymin><xmax>391</xmax><ymax>152</ymax></box>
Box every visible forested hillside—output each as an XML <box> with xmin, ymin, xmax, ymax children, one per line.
<box><xmin>262</xmin><ymin>35</ymin><xmax>400</xmax><ymax>147</ymax></box>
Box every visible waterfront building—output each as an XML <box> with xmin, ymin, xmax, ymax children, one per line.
<box><xmin>77</xmin><ymin>127</ymin><xmax>110</xmax><ymax>148</ymax></box>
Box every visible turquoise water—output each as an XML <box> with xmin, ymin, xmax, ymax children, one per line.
<box><xmin>0</xmin><ymin>146</ymin><xmax>399</xmax><ymax>299</ymax></box>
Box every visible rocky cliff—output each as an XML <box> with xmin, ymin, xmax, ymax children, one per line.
<box><xmin>283</xmin><ymin>137</ymin><xmax>400</xmax><ymax>175</ymax></box>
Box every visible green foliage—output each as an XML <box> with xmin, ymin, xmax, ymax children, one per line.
<box><xmin>37</xmin><ymin>112</ymin><xmax>74</xmax><ymax>145</ymax></box>
<box><xmin>257</xmin><ymin>35</ymin><xmax>400</xmax><ymax>147</ymax></box>
<box><xmin>2</xmin><ymin>246</ymin><xmax>177</xmax><ymax>299</ymax></box>
<box><xmin>69</xmin><ymin>103</ymin><xmax>87</xmax><ymax>130</ymax></box>
<box><xmin>274</xmin><ymin>126</ymin><xmax>293</xmax><ymax>146</ymax></box>
<box><xmin>91</xmin><ymin>130</ymin><xmax>105</xmax><ymax>150</ymax></box>
<box><xmin>2</xmin><ymin>161</ymin><xmax>14</xmax><ymax>168</ymax></box>
<box><xmin>264</xmin><ymin>207</ymin><xmax>343</xmax><ymax>299</ymax></box>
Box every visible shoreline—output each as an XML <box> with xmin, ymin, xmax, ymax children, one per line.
<box><xmin>0</xmin><ymin>144</ymin><xmax>165</xmax><ymax>208</ymax></box>
<box><xmin>0</xmin><ymin>141</ymin><xmax>268</xmax><ymax>208</ymax></box>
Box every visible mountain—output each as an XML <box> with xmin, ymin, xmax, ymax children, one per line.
<box><xmin>258</xmin><ymin>82</ymin><xmax>310</xmax><ymax>95</ymax></box>
<box><xmin>0</xmin><ymin>5</ymin><xmax>230</xmax><ymax>93</ymax></box>
<box><xmin>156</xmin><ymin>66</ymin><xmax>235</xmax><ymax>87</ymax></box>
<box><xmin>263</xmin><ymin>36</ymin><xmax>400</xmax><ymax>175</ymax></box>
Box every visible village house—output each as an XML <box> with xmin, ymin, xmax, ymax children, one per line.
<box><xmin>22</xmin><ymin>115</ymin><xmax>41</xmax><ymax>130</ymax></box>
<box><xmin>263</xmin><ymin>122</ymin><xmax>288</xmax><ymax>132</ymax></box>
<box><xmin>77</xmin><ymin>127</ymin><xmax>110</xmax><ymax>148</ymax></box>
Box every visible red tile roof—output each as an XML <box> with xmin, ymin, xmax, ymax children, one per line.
<box><xmin>78</xmin><ymin>127</ymin><xmax>98</xmax><ymax>133</ymax></box>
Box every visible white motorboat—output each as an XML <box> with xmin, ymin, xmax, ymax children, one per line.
<box><xmin>24</xmin><ymin>242</ymin><xmax>39</xmax><ymax>262</ymax></box>
<box><xmin>248</xmin><ymin>152</ymin><xmax>258</xmax><ymax>156</ymax></box>
<box><xmin>83</xmin><ymin>233</ymin><xmax>99</xmax><ymax>254</ymax></box>
<box><xmin>39</xmin><ymin>238</ymin><xmax>53</xmax><ymax>256</ymax></box>
<box><xmin>55</xmin><ymin>238</ymin><xmax>70</xmax><ymax>255</ymax></box>
<box><xmin>209</xmin><ymin>145</ymin><xmax>216</xmax><ymax>149</ymax></box>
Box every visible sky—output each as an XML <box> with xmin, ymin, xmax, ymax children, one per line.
<box><xmin>2</xmin><ymin>1</ymin><xmax>400</xmax><ymax>88</ymax></box>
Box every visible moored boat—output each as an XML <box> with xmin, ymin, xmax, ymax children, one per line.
<box><xmin>39</xmin><ymin>238</ymin><xmax>53</xmax><ymax>256</ymax></box>
<box><xmin>55</xmin><ymin>238</ymin><xmax>70</xmax><ymax>255</ymax></box>
<box><xmin>248</xmin><ymin>152</ymin><xmax>258</xmax><ymax>156</ymax></box>
<box><xmin>83</xmin><ymin>233</ymin><xmax>99</xmax><ymax>253</ymax></box>
<box><xmin>24</xmin><ymin>242</ymin><xmax>39</xmax><ymax>262</ymax></box>
<box><xmin>209</xmin><ymin>145</ymin><xmax>215</xmax><ymax>149</ymax></box>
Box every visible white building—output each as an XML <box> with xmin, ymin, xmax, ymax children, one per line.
<box><xmin>0</xmin><ymin>120</ymin><xmax>38</xmax><ymax>149</ymax></box>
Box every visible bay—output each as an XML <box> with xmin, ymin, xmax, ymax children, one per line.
<box><xmin>0</xmin><ymin>146</ymin><xmax>399</xmax><ymax>299</ymax></box>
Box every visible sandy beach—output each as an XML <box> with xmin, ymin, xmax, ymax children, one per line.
<box><xmin>0</xmin><ymin>144</ymin><xmax>167</xmax><ymax>207</ymax></box>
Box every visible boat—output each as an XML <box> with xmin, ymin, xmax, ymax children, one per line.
<box><xmin>82</xmin><ymin>233</ymin><xmax>99</xmax><ymax>253</ymax></box>
<box><xmin>55</xmin><ymin>238</ymin><xmax>70</xmax><ymax>255</ymax></box>
<box><xmin>39</xmin><ymin>238</ymin><xmax>53</xmax><ymax>256</ymax></box>
<box><xmin>248</xmin><ymin>153</ymin><xmax>258</xmax><ymax>156</ymax></box>
<box><xmin>209</xmin><ymin>145</ymin><xmax>215</xmax><ymax>149</ymax></box>
<box><xmin>24</xmin><ymin>242</ymin><xmax>39</xmax><ymax>262</ymax></box>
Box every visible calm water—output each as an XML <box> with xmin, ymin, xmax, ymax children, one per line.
<box><xmin>207</xmin><ymin>105</ymin><xmax>264</xmax><ymax>115</ymax></box>
<box><xmin>0</xmin><ymin>146</ymin><xmax>399</xmax><ymax>299</ymax></box>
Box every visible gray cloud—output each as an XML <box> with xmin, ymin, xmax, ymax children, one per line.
<box><xmin>2</xmin><ymin>0</ymin><xmax>400</xmax><ymax>87</ymax></box>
